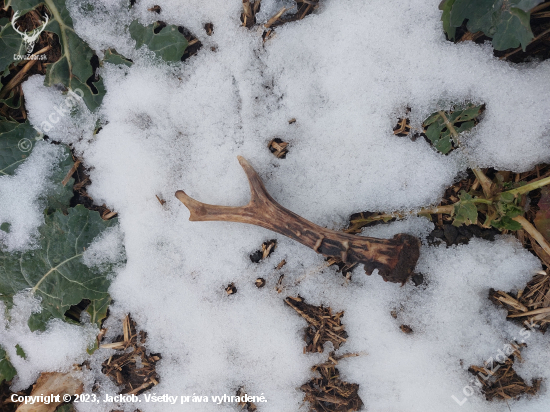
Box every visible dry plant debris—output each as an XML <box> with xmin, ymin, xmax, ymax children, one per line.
<box><xmin>241</xmin><ymin>0</ymin><xmax>262</xmax><ymax>28</ymax></box>
<box><xmin>468</xmin><ymin>346</ymin><xmax>540</xmax><ymax>401</ymax></box>
<box><xmin>268</xmin><ymin>138</ymin><xmax>289</xmax><ymax>158</ymax></box>
<box><xmin>13</xmin><ymin>370</ymin><xmax>83</xmax><ymax>412</ymax></box>
<box><xmin>490</xmin><ymin>271</ymin><xmax>550</xmax><ymax>332</ymax></box>
<box><xmin>101</xmin><ymin>315</ymin><xmax>161</xmax><ymax>396</ymax></box>
<box><xmin>250</xmin><ymin>239</ymin><xmax>277</xmax><ymax>263</ymax></box>
<box><xmin>284</xmin><ymin>296</ymin><xmax>347</xmax><ymax>353</ymax></box>
<box><xmin>301</xmin><ymin>354</ymin><xmax>363</xmax><ymax>412</ymax></box>
<box><xmin>399</xmin><ymin>325</ymin><xmax>413</xmax><ymax>334</ymax></box>
<box><xmin>225</xmin><ymin>282</ymin><xmax>237</xmax><ymax>295</ymax></box>
<box><xmin>326</xmin><ymin>256</ymin><xmax>358</xmax><ymax>280</ymax></box>
<box><xmin>204</xmin><ymin>23</ymin><xmax>214</xmax><ymax>36</ymax></box>
<box><xmin>255</xmin><ymin>278</ymin><xmax>266</xmax><ymax>288</ymax></box>
<box><xmin>67</xmin><ymin>155</ymin><xmax>118</xmax><ymax>219</ymax></box>
<box><xmin>265</xmin><ymin>0</ymin><xmax>320</xmax><ymax>29</ymax></box>
<box><xmin>236</xmin><ymin>387</ymin><xmax>257</xmax><ymax>411</ymax></box>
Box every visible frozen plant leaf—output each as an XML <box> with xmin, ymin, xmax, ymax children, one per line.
<box><xmin>129</xmin><ymin>20</ymin><xmax>189</xmax><ymax>62</ymax></box>
<box><xmin>0</xmin><ymin>205</ymin><xmax>120</xmax><ymax>324</ymax></box>
<box><xmin>86</xmin><ymin>295</ymin><xmax>110</xmax><ymax>327</ymax></box>
<box><xmin>422</xmin><ymin>103</ymin><xmax>484</xmax><ymax>154</ymax></box>
<box><xmin>28</xmin><ymin>309</ymin><xmax>54</xmax><ymax>332</ymax></box>
<box><xmin>534</xmin><ymin>187</ymin><xmax>550</xmax><ymax>241</ymax></box>
<box><xmin>0</xmin><ymin>120</ymin><xmax>42</xmax><ymax>176</ymax></box>
<box><xmin>448</xmin><ymin>0</ymin><xmax>544</xmax><ymax>51</ymax></box>
<box><xmin>15</xmin><ymin>344</ymin><xmax>26</xmax><ymax>359</ymax></box>
<box><xmin>45</xmin><ymin>145</ymin><xmax>75</xmax><ymax>213</ymax></box>
<box><xmin>439</xmin><ymin>0</ymin><xmax>456</xmax><ymax>40</ymax></box>
<box><xmin>0</xmin><ymin>121</ymin><xmax>75</xmax><ymax>211</ymax></box>
<box><xmin>0</xmin><ymin>346</ymin><xmax>16</xmax><ymax>384</ymax></box>
<box><xmin>41</xmin><ymin>0</ymin><xmax>106</xmax><ymax>111</ymax></box>
<box><xmin>102</xmin><ymin>48</ymin><xmax>133</xmax><ymax>67</ymax></box>
<box><xmin>453</xmin><ymin>191</ymin><xmax>479</xmax><ymax>226</ymax></box>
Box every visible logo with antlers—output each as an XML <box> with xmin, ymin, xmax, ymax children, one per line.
<box><xmin>11</xmin><ymin>11</ymin><xmax>49</xmax><ymax>54</ymax></box>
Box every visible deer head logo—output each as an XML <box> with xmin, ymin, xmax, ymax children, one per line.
<box><xmin>11</xmin><ymin>11</ymin><xmax>49</xmax><ymax>54</ymax></box>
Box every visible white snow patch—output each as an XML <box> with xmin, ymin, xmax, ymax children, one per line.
<box><xmin>0</xmin><ymin>142</ymin><xmax>68</xmax><ymax>251</ymax></box>
<box><xmin>14</xmin><ymin>0</ymin><xmax>550</xmax><ymax>410</ymax></box>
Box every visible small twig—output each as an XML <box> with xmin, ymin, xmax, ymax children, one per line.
<box><xmin>242</xmin><ymin>0</ymin><xmax>254</xmax><ymax>27</ymax></box>
<box><xmin>0</xmin><ymin>45</ymin><xmax>51</xmax><ymax>100</ymax></box>
<box><xmin>265</xmin><ymin>6</ymin><xmax>287</xmax><ymax>28</ymax></box>
<box><xmin>62</xmin><ymin>160</ymin><xmax>81</xmax><ymax>186</ymax></box>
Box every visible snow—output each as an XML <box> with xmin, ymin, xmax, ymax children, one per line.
<box><xmin>0</xmin><ymin>142</ymin><xmax>68</xmax><ymax>251</ymax></box>
<box><xmin>0</xmin><ymin>293</ymin><xmax>95</xmax><ymax>391</ymax></box>
<box><xmin>6</xmin><ymin>0</ymin><xmax>550</xmax><ymax>410</ymax></box>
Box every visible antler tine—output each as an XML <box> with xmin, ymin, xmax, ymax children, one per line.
<box><xmin>237</xmin><ymin>155</ymin><xmax>275</xmax><ymax>204</ymax></box>
<box><xmin>175</xmin><ymin>157</ymin><xmax>420</xmax><ymax>284</ymax></box>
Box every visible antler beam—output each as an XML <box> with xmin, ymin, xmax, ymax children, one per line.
<box><xmin>175</xmin><ymin>157</ymin><xmax>420</xmax><ymax>284</ymax></box>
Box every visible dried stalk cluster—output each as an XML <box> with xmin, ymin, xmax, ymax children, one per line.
<box><xmin>101</xmin><ymin>315</ymin><xmax>161</xmax><ymax>395</ymax></box>
<box><xmin>285</xmin><ymin>296</ymin><xmax>347</xmax><ymax>353</ymax></box>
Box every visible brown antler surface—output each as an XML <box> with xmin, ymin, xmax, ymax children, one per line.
<box><xmin>175</xmin><ymin>157</ymin><xmax>420</xmax><ymax>283</ymax></box>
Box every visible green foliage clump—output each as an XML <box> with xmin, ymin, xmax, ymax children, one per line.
<box><xmin>440</xmin><ymin>0</ymin><xmax>544</xmax><ymax>51</ymax></box>
<box><xmin>423</xmin><ymin>103</ymin><xmax>483</xmax><ymax>154</ymax></box>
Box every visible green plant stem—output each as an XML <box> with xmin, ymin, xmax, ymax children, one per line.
<box><xmin>513</xmin><ymin>215</ymin><xmax>550</xmax><ymax>257</ymax></box>
<box><xmin>503</xmin><ymin>176</ymin><xmax>550</xmax><ymax>197</ymax></box>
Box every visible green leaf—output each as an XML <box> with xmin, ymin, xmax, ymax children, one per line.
<box><xmin>0</xmin><ymin>120</ymin><xmax>74</xmax><ymax>211</ymax></box>
<box><xmin>0</xmin><ymin>120</ymin><xmax>42</xmax><ymax>176</ymax></box>
<box><xmin>15</xmin><ymin>344</ymin><xmax>26</xmax><ymax>359</ymax></box>
<box><xmin>433</xmin><ymin>136</ymin><xmax>452</xmax><ymax>154</ymax></box>
<box><xmin>41</xmin><ymin>0</ymin><xmax>105</xmax><ymax>111</ymax></box>
<box><xmin>28</xmin><ymin>310</ymin><xmax>54</xmax><ymax>332</ymax></box>
<box><xmin>7</xmin><ymin>0</ymin><xmax>44</xmax><ymax>14</ymax></box>
<box><xmin>439</xmin><ymin>0</ymin><xmax>457</xmax><ymax>40</ymax></box>
<box><xmin>129</xmin><ymin>20</ymin><xmax>188</xmax><ymax>62</ymax></box>
<box><xmin>534</xmin><ymin>187</ymin><xmax>550</xmax><ymax>242</ymax></box>
<box><xmin>447</xmin><ymin>0</ymin><xmax>544</xmax><ymax>51</ymax></box>
<box><xmin>453</xmin><ymin>191</ymin><xmax>479</xmax><ymax>226</ymax></box>
<box><xmin>85</xmin><ymin>295</ymin><xmax>110</xmax><ymax>354</ymax></box>
<box><xmin>0</xmin><ymin>23</ymin><xmax>25</xmax><ymax>74</ymax></box>
<box><xmin>422</xmin><ymin>104</ymin><xmax>484</xmax><ymax>154</ymax></box>
<box><xmin>0</xmin><ymin>346</ymin><xmax>17</xmax><ymax>384</ymax></box>
<box><xmin>491</xmin><ymin>215</ymin><xmax>522</xmax><ymax>231</ymax></box>
<box><xmin>0</xmin><ymin>206</ymin><xmax>119</xmax><ymax>323</ymax></box>
<box><xmin>86</xmin><ymin>295</ymin><xmax>110</xmax><ymax>327</ymax></box>
<box><xmin>500</xmin><ymin>192</ymin><xmax>515</xmax><ymax>203</ymax></box>
<box><xmin>45</xmin><ymin>145</ymin><xmax>75</xmax><ymax>213</ymax></box>
<box><xmin>103</xmin><ymin>49</ymin><xmax>133</xmax><ymax>67</ymax></box>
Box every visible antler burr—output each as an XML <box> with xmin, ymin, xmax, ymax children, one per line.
<box><xmin>175</xmin><ymin>157</ymin><xmax>420</xmax><ymax>284</ymax></box>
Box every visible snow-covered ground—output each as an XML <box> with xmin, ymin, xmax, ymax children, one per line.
<box><xmin>2</xmin><ymin>0</ymin><xmax>550</xmax><ymax>410</ymax></box>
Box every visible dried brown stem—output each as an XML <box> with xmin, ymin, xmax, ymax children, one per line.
<box><xmin>175</xmin><ymin>156</ymin><xmax>420</xmax><ymax>283</ymax></box>
<box><xmin>0</xmin><ymin>45</ymin><xmax>51</xmax><ymax>100</ymax></box>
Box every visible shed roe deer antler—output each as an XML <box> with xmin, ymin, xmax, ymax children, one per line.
<box><xmin>175</xmin><ymin>157</ymin><xmax>420</xmax><ymax>284</ymax></box>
